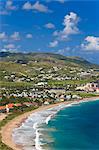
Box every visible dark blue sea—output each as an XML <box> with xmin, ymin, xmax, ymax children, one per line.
<box><xmin>41</xmin><ymin>100</ymin><xmax>99</xmax><ymax>150</ymax></box>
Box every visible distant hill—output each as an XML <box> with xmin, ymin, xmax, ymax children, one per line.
<box><xmin>0</xmin><ymin>51</ymin><xmax>99</xmax><ymax>88</ymax></box>
<box><xmin>0</xmin><ymin>51</ymin><xmax>98</xmax><ymax>68</ymax></box>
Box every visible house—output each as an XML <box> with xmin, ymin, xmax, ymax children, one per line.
<box><xmin>96</xmin><ymin>88</ymin><xmax>99</xmax><ymax>93</ymax></box>
<box><xmin>44</xmin><ymin>101</ymin><xmax>50</xmax><ymax>105</ymax></box>
<box><xmin>59</xmin><ymin>94</ymin><xmax>65</xmax><ymax>102</ymax></box>
<box><xmin>72</xmin><ymin>95</ymin><xmax>81</xmax><ymax>99</ymax></box>
<box><xmin>76</xmin><ymin>81</ymin><xmax>99</xmax><ymax>92</ymax></box>
<box><xmin>66</xmin><ymin>95</ymin><xmax>72</xmax><ymax>100</ymax></box>
<box><xmin>37</xmin><ymin>82</ymin><xmax>47</xmax><ymax>86</ymax></box>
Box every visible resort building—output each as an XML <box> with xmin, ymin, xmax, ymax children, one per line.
<box><xmin>96</xmin><ymin>88</ymin><xmax>99</xmax><ymax>93</ymax></box>
<box><xmin>76</xmin><ymin>81</ymin><xmax>99</xmax><ymax>92</ymax></box>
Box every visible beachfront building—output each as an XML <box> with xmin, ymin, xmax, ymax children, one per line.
<box><xmin>84</xmin><ymin>83</ymin><xmax>98</xmax><ymax>92</ymax></box>
<box><xmin>59</xmin><ymin>94</ymin><xmax>65</xmax><ymax>102</ymax></box>
<box><xmin>96</xmin><ymin>88</ymin><xmax>99</xmax><ymax>93</ymax></box>
<box><xmin>76</xmin><ymin>81</ymin><xmax>99</xmax><ymax>92</ymax></box>
<box><xmin>44</xmin><ymin>101</ymin><xmax>50</xmax><ymax>105</ymax></box>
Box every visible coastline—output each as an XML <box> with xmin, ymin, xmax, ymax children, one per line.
<box><xmin>1</xmin><ymin>96</ymin><xmax>99</xmax><ymax>150</ymax></box>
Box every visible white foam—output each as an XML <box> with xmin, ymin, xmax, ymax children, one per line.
<box><xmin>33</xmin><ymin>122</ymin><xmax>38</xmax><ymax>130</ymax></box>
<box><xmin>45</xmin><ymin>115</ymin><xmax>52</xmax><ymax>125</ymax></box>
<box><xmin>13</xmin><ymin>100</ymin><xmax>98</xmax><ymax>150</ymax></box>
<box><xmin>35</xmin><ymin>128</ymin><xmax>42</xmax><ymax>150</ymax></box>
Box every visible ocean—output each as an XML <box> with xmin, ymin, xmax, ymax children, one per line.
<box><xmin>12</xmin><ymin>100</ymin><xmax>99</xmax><ymax>150</ymax></box>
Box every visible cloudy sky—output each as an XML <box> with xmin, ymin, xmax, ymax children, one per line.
<box><xmin>0</xmin><ymin>0</ymin><xmax>99</xmax><ymax>64</ymax></box>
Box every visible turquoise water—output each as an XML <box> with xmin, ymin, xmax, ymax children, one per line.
<box><xmin>42</xmin><ymin>100</ymin><xmax>99</xmax><ymax>150</ymax></box>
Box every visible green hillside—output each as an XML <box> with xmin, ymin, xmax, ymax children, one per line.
<box><xmin>0</xmin><ymin>52</ymin><xmax>97</xmax><ymax>68</ymax></box>
<box><xmin>0</xmin><ymin>52</ymin><xmax>99</xmax><ymax>89</ymax></box>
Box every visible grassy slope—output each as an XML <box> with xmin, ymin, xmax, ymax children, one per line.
<box><xmin>0</xmin><ymin>52</ymin><xmax>97</xmax><ymax>68</ymax></box>
<box><xmin>0</xmin><ymin>52</ymin><xmax>99</xmax><ymax>88</ymax></box>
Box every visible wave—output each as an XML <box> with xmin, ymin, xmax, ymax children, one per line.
<box><xmin>13</xmin><ymin>100</ymin><xmax>98</xmax><ymax>150</ymax></box>
<box><xmin>12</xmin><ymin>103</ymin><xmax>75</xmax><ymax>150</ymax></box>
<box><xmin>33</xmin><ymin>122</ymin><xmax>39</xmax><ymax>130</ymax></box>
<box><xmin>45</xmin><ymin>114</ymin><xmax>53</xmax><ymax>125</ymax></box>
<box><xmin>35</xmin><ymin>129</ymin><xmax>42</xmax><ymax>150</ymax></box>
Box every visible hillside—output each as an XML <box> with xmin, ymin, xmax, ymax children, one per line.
<box><xmin>0</xmin><ymin>52</ymin><xmax>99</xmax><ymax>89</ymax></box>
<box><xmin>0</xmin><ymin>52</ymin><xmax>98</xmax><ymax>68</ymax></box>
<box><xmin>0</xmin><ymin>51</ymin><xmax>99</xmax><ymax>101</ymax></box>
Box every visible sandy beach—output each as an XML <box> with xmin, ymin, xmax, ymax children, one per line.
<box><xmin>1</xmin><ymin>96</ymin><xmax>99</xmax><ymax>150</ymax></box>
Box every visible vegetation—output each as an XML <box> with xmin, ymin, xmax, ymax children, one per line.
<box><xmin>65</xmin><ymin>91</ymin><xmax>98</xmax><ymax>98</ymax></box>
<box><xmin>48</xmin><ymin>79</ymin><xmax>93</xmax><ymax>86</ymax></box>
<box><xmin>0</xmin><ymin>51</ymin><xmax>98</xmax><ymax>68</ymax></box>
<box><xmin>0</xmin><ymin>81</ymin><xmax>33</xmax><ymax>88</ymax></box>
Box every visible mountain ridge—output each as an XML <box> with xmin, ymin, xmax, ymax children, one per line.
<box><xmin>0</xmin><ymin>51</ymin><xmax>98</xmax><ymax>68</ymax></box>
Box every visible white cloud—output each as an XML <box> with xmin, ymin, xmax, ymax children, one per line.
<box><xmin>0</xmin><ymin>0</ymin><xmax>17</xmax><ymax>16</ymax></box>
<box><xmin>53</xmin><ymin>30</ymin><xmax>58</xmax><ymax>36</ymax></box>
<box><xmin>22</xmin><ymin>1</ymin><xmax>52</xmax><ymax>13</ymax></box>
<box><xmin>0</xmin><ymin>49</ymin><xmax>9</xmax><ymax>52</ymax></box>
<box><xmin>22</xmin><ymin>1</ymin><xmax>32</xmax><ymax>10</ymax></box>
<box><xmin>6</xmin><ymin>0</ymin><xmax>17</xmax><ymax>10</ymax></box>
<box><xmin>57</xmin><ymin>47</ymin><xmax>70</xmax><ymax>55</ymax></box>
<box><xmin>4</xmin><ymin>44</ymin><xmax>15</xmax><ymax>49</ymax></box>
<box><xmin>6</xmin><ymin>0</ymin><xmax>13</xmax><ymax>7</ymax></box>
<box><xmin>57</xmin><ymin>49</ymin><xmax>65</xmax><ymax>54</ymax></box>
<box><xmin>49</xmin><ymin>40</ymin><xmax>58</xmax><ymax>47</ymax></box>
<box><xmin>56</xmin><ymin>12</ymin><xmax>80</xmax><ymax>40</ymax></box>
<box><xmin>0</xmin><ymin>32</ymin><xmax>21</xmax><ymax>42</ymax></box>
<box><xmin>57</xmin><ymin>49</ymin><xmax>63</xmax><ymax>54</ymax></box>
<box><xmin>63</xmin><ymin>12</ymin><xmax>80</xmax><ymax>35</ymax></box>
<box><xmin>47</xmin><ymin>0</ymin><xmax>65</xmax><ymax>3</ymax></box>
<box><xmin>10</xmin><ymin>32</ymin><xmax>20</xmax><ymax>40</ymax></box>
<box><xmin>56</xmin><ymin>0</ymin><xmax>65</xmax><ymax>3</ymax></box>
<box><xmin>32</xmin><ymin>1</ymin><xmax>51</xmax><ymax>13</ymax></box>
<box><xmin>0</xmin><ymin>10</ymin><xmax>9</xmax><ymax>15</ymax></box>
<box><xmin>3</xmin><ymin>44</ymin><xmax>21</xmax><ymax>52</ymax></box>
<box><xmin>81</xmin><ymin>36</ymin><xmax>99</xmax><ymax>51</ymax></box>
<box><xmin>26</xmin><ymin>34</ymin><xmax>33</xmax><ymax>38</ymax></box>
<box><xmin>0</xmin><ymin>32</ymin><xmax>7</xmax><ymax>41</ymax></box>
<box><xmin>44</xmin><ymin>23</ymin><xmax>55</xmax><ymax>29</ymax></box>
<box><xmin>0</xmin><ymin>32</ymin><xmax>34</xmax><ymax>41</ymax></box>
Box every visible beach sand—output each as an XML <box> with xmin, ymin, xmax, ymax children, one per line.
<box><xmin>1</xmin><ymin>96</ymin><xmax>99</xmax><ymax>150</ymax></box>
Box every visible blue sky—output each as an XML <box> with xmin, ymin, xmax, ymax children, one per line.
<box><xmin>0</xmin><ymin>0</ymin><xmax>99</xmax><ymax>64</ymax></box>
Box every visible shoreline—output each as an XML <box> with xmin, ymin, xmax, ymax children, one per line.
<box><xmin>1</xmin><ymin>96</ymin><xmax>99</xmax><ymax>150</ymax></box>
